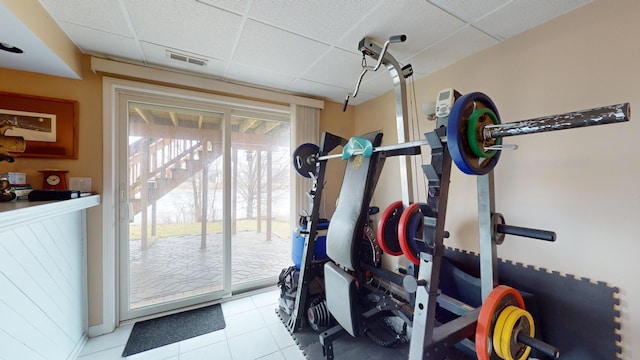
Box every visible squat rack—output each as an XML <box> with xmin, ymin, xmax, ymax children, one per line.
<box><xmin>288</xmin><ymin>34</ymin><xmax>629</xmax><ymax>359</ymax></box>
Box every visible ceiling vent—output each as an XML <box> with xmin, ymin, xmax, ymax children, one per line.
<box><xmin>166</xmin><ymin>50</ymin><xmax>208</xmax><ymax>67</ymax></box>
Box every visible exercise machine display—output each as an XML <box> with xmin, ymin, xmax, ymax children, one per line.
<box><xmin>287</xmin><ymin>33</ymin><xmax>629</xmax><ymax>360</ymax></box>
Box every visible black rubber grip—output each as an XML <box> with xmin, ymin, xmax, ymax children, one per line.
<box><xmin>390</xmin><ymin>35</ymin><xmax>407</xmax><ymax>43</ymax></box>
<box><xmin>342</xmin><ymin>97</ymin><xmax>349</xmax><ymax>112</ymax></box>
<box><xmin>496</xmin><ymin>224</ymin><xmax>556</xmax><ymax>242</ymax></box>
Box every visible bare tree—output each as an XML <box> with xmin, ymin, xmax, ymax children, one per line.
<box><xmin>236</xmin><ymin>148</ymin><xmax>289</xmax><ymax>219</ymax></box>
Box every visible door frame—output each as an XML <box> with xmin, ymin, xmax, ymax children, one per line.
<box><xmin>117</xmin><ymin>91</ymin><xmax>233</xmax><ymax>321</ymax></box>
<box><xmin>100</xmin><ymin>77</ymin><xmax>291</xmax><ymax>332</ymax></box>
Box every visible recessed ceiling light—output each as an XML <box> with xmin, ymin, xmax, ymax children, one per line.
<box><xmin>0</xmin><ymin>42</ymin><xmax>24</xmax><ymax>54</ymax></box>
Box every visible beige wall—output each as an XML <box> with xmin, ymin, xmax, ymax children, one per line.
<box><xmin>0</xmin><ymin>56</ymin><xmax>105</xmax><ymax>325</ymax></box>
<box><xmin>355</xmin><ymin>0</ymin><xmax>638</xmax><ymax>356</ymax></box>
<box><xmin>318</xmin><ymin>101</ymin><xmax>355</xmax><ymax>217</ymax></box>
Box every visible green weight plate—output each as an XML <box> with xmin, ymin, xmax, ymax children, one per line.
<box><xmin>467</xmin><ymin>108</ymin><xmax>501</xmax><ymax>158</ymax></box>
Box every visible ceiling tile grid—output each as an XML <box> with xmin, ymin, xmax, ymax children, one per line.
<box><xmin>427</xmin><ymin>0</ymin><xmax>511</xmax><ymax>23</ymax></box>
<box><xmin>247</xmin><ymin>0</ymin><xmax>385</xmax><ymax>46</ymax></box>
<box><xmin>232</xmin><ymin>19</ymin><xmax>330</xmax><ymax>77</ymax></box>
<box><xmin>335</xmin><ymin>1</ymin><xmax>468</xmax><ymax>60</ymax></box>
<box><xmin>58</xmin><ymin>22</ymin><xmax>145</xmax><ymax>64</ymax></box>
<box><xmin>473</xmin><ymin>0</ymin><xmax>591</xmax><ymax>40</ymax></box>
<box><xmin>38</xmin><ymin>0</ymin><xmax>133</xmax><ymax>37</ymax></box>
<box><xmin>407</xmin><ymin>25</ymin><xmax>500</xmax><ymax>78</ymax></box>
<box><xmin>124</xmin><ymin>0</ymin><xmax>244</xmax><ymax>62</ymax></box>
<box><xmin>195</xmin><ymin>0</ymin><xmax>250</xmax><ymax>15</ymax></box>
<box><xmin>300</xmin><ymin>48</ymin><xmax>367</xmax><ymax>89</ymax></box>
<box><xmin>226</xmin><ymin>61</ymin><xmax>296</xmax><ymax>90</ymax></box>
<box><xmin>21</xmin><ymin>0</ymin><xmax>591</xmax><ymax>104</ymax></box>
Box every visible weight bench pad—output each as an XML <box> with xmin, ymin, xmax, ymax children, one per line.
<box><xmin>325</xmin><ymin>131</ymin><xmax>382</xmax><ymax>271</ymax></box>
<box><xmin>324</xmin><ymin>261</ymin><xmax>359</xmax><ymax>337</ymax></box>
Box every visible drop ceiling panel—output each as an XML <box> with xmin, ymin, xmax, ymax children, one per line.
<box><xmin>301</xmin><ymin>48</ymin><xmax>366</xmax><ymax>89</ymax></box>
<box><xmin>337</xmin><ymin>1</ymin><xmax>467</xmax><ymax>60</ymax></box>
<box><xmin>288</xmin><ymin>78</ymin><xmax>376</xmax><ymax>105</ymax></box>
<box><xmin>38</xmin><ymin>0</ymin><xmax>132</xmax><ymax>37</ymax></box>
<box><xmin>195</xmin><ymin>0</ymin><xmax>250</xmax><ymax>15</ymax></box>
<box><xmin>226</xmin><ymin>62</ymin><xmax>296</xmax><ymax>90</ymax></box>
<box><xmin>427</xmin><ymin>0</ymin><xmax>511</xmax><ymax>23</ymax></box>
<box><xmin>474</xmin><ymin>0</ymin><xmax>591</xmax><ymax>40</ymax></box>
<box><xmin>359</xmin><ymin>70</ymin><xmax>400</xmax><ymax>98</ymax></box>
<box><xmin>125</xmin><ymin>0</ymin><xmax>243</xmax><ymax>61</ymax></box>
<box><xmin>232</xmin><ymin>19</ymin><xmax>330</xmax><ymax>77</ymax></box>
<box><xmin>57</xmin><ymin>23</ymin><xmax>143</xmax><ymax>63</ymax></box>
<box><xmin>408</xmin><ymin>25</ymin><xmax>499</xmax><ymax>76</ymax></box>
<box><xmin>248</xmin><ymin>0</ymin><xmax>384</xmax><ymax>45</ymax></box>
<box><xmin>13</xmin><ymin>0</ymin><xmax>592</xmax><ymax>103</ymax></box>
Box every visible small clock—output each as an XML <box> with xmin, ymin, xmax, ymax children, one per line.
<box><xmin>40</xmin><ymin>170</ymin><xmax>68</xmax><ymax>190</ymax></box>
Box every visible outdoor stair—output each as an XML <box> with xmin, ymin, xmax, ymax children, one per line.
<box><xmin>129</xmin><ymin>138</ymin><xmax>222</xmax><ymax>216</ymax></box>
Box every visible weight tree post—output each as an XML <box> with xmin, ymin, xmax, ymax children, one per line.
<box><xmin>478</xmin><ymin>172</ymin><xmax>499</xmax><ymax>300</ymax></box>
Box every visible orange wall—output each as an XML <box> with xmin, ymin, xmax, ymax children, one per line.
<box><xmin>0</xmin><ymin>55</ymin><xmax>105</xmax><ymax>325</ymax></box>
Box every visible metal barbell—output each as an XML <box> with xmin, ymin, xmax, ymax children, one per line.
<box><xmin>292</xmin><ymin>92</ymin><xmax>630</xmax><ymax>178</ymax></box>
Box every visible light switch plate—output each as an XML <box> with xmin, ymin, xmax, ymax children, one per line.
<box><xmin>69</xmin><ymin>177</ymin><xmax>92</xmax><ymax>192</ymax></box>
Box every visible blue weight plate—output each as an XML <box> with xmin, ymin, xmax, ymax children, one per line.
<box><xmin>447</xmin><ymin>92</ymin><xmax>502</xmax><ymax>175</ymax></box>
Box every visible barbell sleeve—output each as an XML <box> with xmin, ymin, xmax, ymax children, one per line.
<box><xmin>517</xmin><ymin>333</ymin><xmax>560</xmax><ymax>359</ymax></box>
<box><xmin>485</xmin><ymin>102</ymin><xmax>629</xmax><ymax>140</ymax></box>
<box><xmin>496</xmin><ymin>224</ymin><xmax>556</xmax><ymax>242</ymax></box>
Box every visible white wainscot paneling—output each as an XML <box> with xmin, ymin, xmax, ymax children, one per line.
<box><xmin>0</xmin><ymin>196</ymin><xmax>99</xmax><ymax>360</ymax></box>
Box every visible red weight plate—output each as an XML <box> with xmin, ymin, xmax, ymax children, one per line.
<box><xmin>377</xmin><ymin>201</ymin><xmax>404</xmax><ymax>256</ymax></box>
<box><xmin>475</xmin><ymin>285</ymin><xmax>526</xmax><ymax>360</ymax></box>
<box><xmin>398</xmin><ymin>203</ymin><xmax>421</xmax><ymax>264</ymax></box>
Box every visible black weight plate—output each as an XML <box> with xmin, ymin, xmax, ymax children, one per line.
<box><xmin>293</xmin><ymin>143</ymin><xmax>319</xmax><ymax>178</ymax></box>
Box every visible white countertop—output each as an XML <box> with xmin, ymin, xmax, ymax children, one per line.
<box><xmin>0</xmin><ymin>195</ymin><xmax>100</xmax><ymax>230</ymax></box>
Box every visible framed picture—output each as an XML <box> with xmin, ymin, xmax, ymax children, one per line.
<box><xmin>0</xmin><ymin>92</ymin><xmax>78</xmax><ymax>159</ymax></box>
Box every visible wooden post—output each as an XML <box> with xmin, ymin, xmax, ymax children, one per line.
<box><xmin>266</xmin><ymin>150</ymin><xmax>272</xmax><ymax>241</ymax></box>
<box><xmin>140</xmin><ymin>138</ymin><xmax>149</xmax><ymax>251</ymax></box>
<box><xmin>231</xmin><ymin>147</ymin><xmax>237</xmax><ymax>234</ymax></box>
<box><xmin>256</xmin><ymin>150</ymin><xmax>262</xmax><ymax>233</ymax></box>
<box><xmin>201</xmin><ymin>141</ymin><xmax>209</xmax><ymax>249</ymax></box>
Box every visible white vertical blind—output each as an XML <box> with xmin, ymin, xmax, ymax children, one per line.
<box><xmin>290</xmin><ymin>104</ymin><xmax>320</xmax><ymax>228</ymax></box>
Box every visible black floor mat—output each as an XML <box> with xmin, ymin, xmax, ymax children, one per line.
<box><xmin>281</xmin><ymin>314</ymin><xmax>410</xmax><ymax>360</ymax></box>
<box><xmin>122</xmin><ymin>304</ymin><xmax>225</xmax><ymax>357</ymax></box>
<box><xmin>444</xmin><ymin>247</ymin><xmax>621</xmax><ymax>359</ymax></box>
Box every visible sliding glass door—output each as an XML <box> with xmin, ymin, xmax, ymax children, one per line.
<box><xmin>118</xmin><ymin>88</ymin><xmax>291</xmax><ymax>321</ymax></box>
<box><xmin>229</xmin><ymin>113</ymin><xmax>292</xmax><ymax>291</ymax></box>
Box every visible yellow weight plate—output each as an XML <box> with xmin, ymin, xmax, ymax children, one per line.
<box><xmin>500</xmin><ymin>308</ymin><xmax>535</xmax><ymax>360</ymax></box>
<box><xmin>476</xmin><ymin>285</ymin><xmax>526</xmax><ymax>360</ymax></box>
<box><xmin>492</xmin><ymin>305</ymin><xmax>519</xmax><ymax>359</ymax></box>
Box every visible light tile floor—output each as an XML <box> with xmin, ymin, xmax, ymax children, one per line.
<box><xmin>77</xmin><ymin>289</ymin><xmax>305</xmax><ymax>360</ymax></box>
